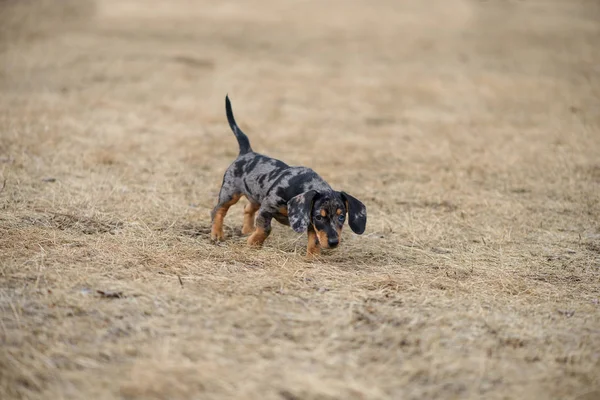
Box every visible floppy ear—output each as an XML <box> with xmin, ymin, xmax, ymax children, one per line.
<box><xmin>340</xmin><ymin>191</ymin><xmax>367</xmax><ymax>234</ymax></box>
<box><xmin>287</xmin><ymin>190</ymin><xmax>318</xmax><ymax>233</ymax></box>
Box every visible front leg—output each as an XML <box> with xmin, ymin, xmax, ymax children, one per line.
<box><xmin>306</xmin><ymin>226</ymin><xmax>321</xmax><ymax>258</ymax></box>
<box><xmin>247</xmin><ymin>207</ymin><xmax>273</xmax><ymax>247</ymax></box>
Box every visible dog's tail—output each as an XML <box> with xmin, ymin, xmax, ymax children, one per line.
<box><xmin>225</xmin><ymin>95</ymin><xmax>252</xmax><ymax>155</ymax></box>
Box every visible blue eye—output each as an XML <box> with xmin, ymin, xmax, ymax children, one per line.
<box><xmin>338</xmin><ymin>215</ymin><xmax>345</xmax><ymax>222</ymax></box>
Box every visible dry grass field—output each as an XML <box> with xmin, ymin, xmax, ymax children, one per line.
<box><xmin>1</xmin><ymin>0</ymin><xmax>599</xmax><ymax>399</ymax></box>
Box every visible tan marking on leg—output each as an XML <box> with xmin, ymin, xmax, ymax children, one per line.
<box><xmin>306</xmin><ymin>229</ymin><xmax>321</xmax><ymax>258</ymax></box>
<box><xmin>210</xmin><ymin>194</ymin><xmax>241</xmax><ymax>241</ymax></box>
<box><xmin>278</xmin><ymin>206</ymin><xmax>288</xmax><ymax>216</ymax></box>
<box><xmin>320</xmin><ymin>209</ymin><xmax>327</xmax><ymax>217</ymax></box>
<box><xmin>247</xmin><ymin>227</ymin><xmax>269</xmax><ymax>246</ymax></box>
<box><xmin>242</xmin><ymin>203</ymin><xmax>260</xmax><ymax>235</ymax></box>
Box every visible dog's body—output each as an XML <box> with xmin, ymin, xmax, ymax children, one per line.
<box><xmin>210</xmin><ymin>96</ymin><xmax>366</xmax><ymax>257</ymax></box>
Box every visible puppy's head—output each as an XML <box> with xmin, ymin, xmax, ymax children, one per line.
<box><xmin>288</xmin><ymin>190</ymin><xmax>366</xmax><ymax>249</ymax></box>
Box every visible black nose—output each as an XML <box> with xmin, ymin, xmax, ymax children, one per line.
<box><xmin>328</xmin><ymin>238</ymin><xmax>339</xmax><ymax>248</ymax></box>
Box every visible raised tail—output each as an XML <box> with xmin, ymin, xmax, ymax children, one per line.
<box><xmin>225</xmin><ymin>95</ymin><xmax>252</xmax><ymax>155</ymax></box>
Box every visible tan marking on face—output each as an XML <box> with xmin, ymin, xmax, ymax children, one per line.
<box><xmin>247</xmin><ymin>227</ymin><xmax>268</xmax><ymax>246</ymax></box>
<box><xmin>211</xmin><ymin>194</ymin><xmax>242</xmax><ymax>241</ymax></box>
<box><xmin>336</xmin><ymin>209</ymin><xmax>342</xmax><ymax>215</ymax></box>
<box><xmin>313</xmin><ymin>226</ymin><xmax>329</xmax><ymax>248</ymax></box>
<box><xmin>242</xmin><ymin>202</ymin><xmax>260</xmax><ymax>235</ymax></box>
<box><xmin>278</xmin><ymin>206</ymin><xmax>288</xmax><ymax>216</ymax></box>
<box><xmin>306</xmin><ymin>229</ymin><xmax>321</xmax><ymax>257</ymax></box>
<box><xmin>320</xmin><ymin>209</ymin><xmax>327</xmax><ymax>217</ymax></box>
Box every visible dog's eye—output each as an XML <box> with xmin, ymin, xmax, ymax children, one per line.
<box><xmin>315</xmin><ymin>215</ymin><xmax>323</xmax><ymax>221</ymax></box>
<box><xmin>338</xmin><ymin>215</ymin><xmax>345</xmax><ymax>222</ymax></box>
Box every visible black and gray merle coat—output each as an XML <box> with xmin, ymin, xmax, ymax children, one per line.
<box><xmin>210</xmin><ymin>96</ymin><xmax>366</xmax><ymax>257</ymax></box>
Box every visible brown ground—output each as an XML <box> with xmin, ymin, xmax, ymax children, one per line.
<box><xmin>1</xmin><ymin>0</ymin><xmax>599</xmax><ymax>399</ymax></box>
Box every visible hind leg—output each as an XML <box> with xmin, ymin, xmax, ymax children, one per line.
<box><xmin>242</xmin><ymin>202</ymin><xmax>260</xmax><ymax>235</ymax></box>
<box><xmin>210</xmin><ymin>184</ymin><xmax>242</xmax><ymax>241</ymax></box>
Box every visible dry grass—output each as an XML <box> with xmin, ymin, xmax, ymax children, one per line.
<box><xmin>1</xmin><ymin>0</ymin><xmax>600</xmax><ymax>399</ymax></box>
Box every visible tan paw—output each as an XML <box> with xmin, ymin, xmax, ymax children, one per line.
<box><xmin>241</xmin><ymin>224</ymin><xmax>254</xmax><ymax>235</ymax></box>
<box><xmin>210</xmin><ymin>227</ymin><xmax>225</xmax><ymax>242</ymax></box>
<box><xmin>247</xmin><ymin>230</ymin><xmax>267</xmax><ymax>246</ymax></box>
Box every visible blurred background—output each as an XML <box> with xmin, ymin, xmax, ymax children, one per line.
<box><xmin>2</xmin><ymin>0</ymin><xmax>599</xmax><ymax>197</ymax></box>
<box><xmin>1</xmin><ymin>1</ymin><xmax>600</xmax><ymax>399</ymax></box>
